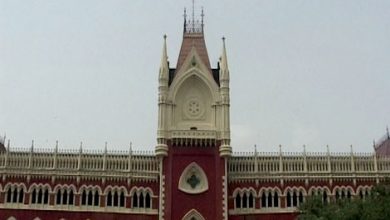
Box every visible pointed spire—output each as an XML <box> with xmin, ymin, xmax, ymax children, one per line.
<box><xmin>79</xmin><ymin>141</ymin><xmax>83</xmax><ymax>154</ymax></box>
<box><xmin>159</xmin><ymin>35</ymin><xmax>169</xmax><ymax>80</ymax></box>
<box><xmin>192</xmin><ymin>0</ymin><xmax>195</xmax><ymax>29</ymax></box>
<box><xmin>220</xmin><ymin>36</ymin><xmax>229</xmax><ymax>80</ymax></box>
<box><xmin>201</xmin><ymin>7</ymin><xmax>204</xmax><ymax>31</ymax></box>
<box><xmin>31</xmin><ymin>140</ymin><xmax>34</xmax><ymax>152</ymax></box>
<box><xmin>254</xmin><ymin>144</ymin><xmax>258</xmax><ymax>155</ymax></box>
<box><xmin>326</xmin><ymin>145</ymin><xmax>330</xmax><ymax>155</ymax></box>
<box><xmin>104</xmin><ymin>141</ymin><xmax>108</xmax><ymax>154</ymax></box>
<box><xmin>55</xmin><ymin>140</ymin><xmax>58</xmax><ymax>153</ymax></box>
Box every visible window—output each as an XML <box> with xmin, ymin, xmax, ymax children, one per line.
<box><xmin>5</xmin><ymin>186</ymin><xmax>24</xmax><ymax>204</ymax></box>
<box><xmin>56</xmin><ymin>187</ymin><xmax>75</xmax><ymax>206</ymax></box>
<box><xmin>30</xmin><ymin>187</ymin><xmax>49</xmax><ymax>205</ymax></box>
<box><xmin>286</xmin><ymin>188</ymin><xmax>305</xmax><ymax>208</ymax></box>
<box><xmin>131</xmin><ymin>188</ymin><xmax>153</xmax><ymax>209</ymax></box>
<box><xmin>80</xmin><ymin>188</ymin><xmax>100</xmax><ymax>207</ymax></box>
<box><xmin>234</xmin><ymin>189</ymin><xmax>255</xmax><ymax>210</ymax></box>
<box><xmin>106</xmin><ymin>189</ymin><xmax>126</xmax><ymax>208</ymax></box>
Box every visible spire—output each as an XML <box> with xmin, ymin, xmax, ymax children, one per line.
<box><xmin>159</xmin><ymin>35</ymin><xmax>169</xmax><ymax>80</ymax></box>
<box><xmin>220</xmin><ymin>36</ymin><xmax>229</xmax><ymax>80</ymax></box>
<box><xmin>387</xmin><ymin>126</ymin><xmax>389</xmax><ymax>139</ymax></box>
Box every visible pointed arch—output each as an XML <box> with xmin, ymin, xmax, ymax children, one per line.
<box><xmin>178</xmin><ymin>162</ymin><xmax>209</xmax><ymax>194</ymax></box>
<box><xmin>182</xmin><ymin>209</ymin><xmax>206</xmax><ymax>220</ymax></box>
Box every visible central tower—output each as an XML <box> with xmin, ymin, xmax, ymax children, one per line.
<box><xmin>155</xmin><ymin>7</ymin><xmax>231</xmax><ymax>220</ymax></box>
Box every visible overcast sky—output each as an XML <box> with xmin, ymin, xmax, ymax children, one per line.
<box><xmin>1</xmin><ymin>0</ymin><xmax>389</xmax><ymax>153</ymax></box>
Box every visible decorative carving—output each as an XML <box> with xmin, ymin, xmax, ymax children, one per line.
<box><xmin>184</xmin><ymin>97</ymin><xmax>204</xmax><ymax>119</ymax></box>
<box><xmin>178</xmin><ymin>162</ymin><xmax>208</xmax><ymax>194</ymax></box>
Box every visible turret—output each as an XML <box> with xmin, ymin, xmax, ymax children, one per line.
<box><xmin>156</xmin><ymin>35</ymin><xmax>169</xmax><ymax>157</ymax></box>
<box><xmin>219</xmin><ymin>37</ymin><xmax>232</xmax><ymax>157</ymax></box>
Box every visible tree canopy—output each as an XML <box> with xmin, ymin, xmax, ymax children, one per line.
<box><xmin>299</xmin><ymin>183</ymin><xmax>390</xmax><ymax>220</ymax></box>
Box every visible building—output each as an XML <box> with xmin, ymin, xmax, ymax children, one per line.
<box><xmin>1</xmin><ymin>8</ymin><xmax>390</xmax><ymax>220</ymax></box>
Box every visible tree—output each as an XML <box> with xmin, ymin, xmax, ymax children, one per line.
<box><xmin>299</xmin><ymin>183</ymin><xmax>390</xmax><ymax>220</ymax></box>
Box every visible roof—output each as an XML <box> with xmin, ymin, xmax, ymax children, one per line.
<box><xmin>175</xmin><ymin>32</ymin><xmax>211</xmax><ymax>75</ymax></box>
<box><xmin>375</xmin><ymin>134</ymin><xmax>390</xmax><ymax>156</ymax></box>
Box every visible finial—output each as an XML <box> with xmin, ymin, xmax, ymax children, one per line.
<box><xmin>55</xmin><ymin>140</ymin><xmax>58</xmax><ymax>152</ymax></box>
<box><xmin>79</xmin><ymin>141</ymin><xmax>83</xmax><ymax>153</ymax></box>
<box><xmin>326</xmin><ymin>145</ymin><xmax>330</xmax><ymax>154</ymax></box>
<box><xmin>192</xmin><ymin>0</ymin><xmax>195</xmax><ymax>25</ymax></box>
<box><xmin>303</xmin><ymin>145</ymin><xmax>306</xmax><ymax>153</ymax></box>
<box><xmin>254</xmin><ymin>144</ymin><xmax>257</xmax><ymax>153</ymax></box>
<box><xmin>105</xmin><ymin>141</ymin><xmax>108</xmax><ymax>153</ymax></box>
<box><xmin>201</xmin><ymin>6</ymin><xmax>204</xmax><ymax>30</ymax></box>
<box><xmin>387</xmin><ymin>126</ymin><xmax>389</xmax><ymax>139</ymax></box>
<box><xmin>7</xmin><ymin>139</ymin><xmax>10</xmax><ymax>149</ymax></box>
<box><xmin>129</xmin><ymin>142</ymin><xmax>133</xmax><ymax>153</ymax></box>
<box><xmin>163</xmin><ymin>34</ymin><xmax>167</xmax><ymax>40</ymax></box>
<box><xmin>31</xmin><ymin>140</ymin><xmax>34</xmax><ymax>151</ymax></box>
<box><xmin>279</xmin><ymin>144</ymin><xmax>282</xmax><ymax>153</ymax></box>
<box><xmin>350</xmin><ymin>144</ymin><xmax>354</xmax><ymax>154</ymax></box>
<box><xmin>222</xmin><ymin>36</ymin><xmax>226</xmax><ymax>42</ymax></box>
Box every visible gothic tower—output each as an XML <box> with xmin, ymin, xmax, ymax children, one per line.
<box><xmin>155</xmin><ymin>8</ymin><xmax>231</xmax><ymax>220</ymax></box>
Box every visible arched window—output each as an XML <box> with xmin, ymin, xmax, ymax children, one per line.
<box><xmin>56</xmin><ymin>190</ymin><xmax>62</xmax><ymax>205</ymax></box>
<box><xmin>267</xmin><ymin>192</ymin><xmax>272</xmax><ymax>207</ymax></box>
<box><xmin>81</xmin><ymin>190</ymin><xmax>87</xmax><ymax>205</ymax></box>
<box><xmin>130</xmin><ymin>188</ymin><xmax>153</xmax><ymax>209</ymax></box>
<box><xmin>248</xmin><ymin>193</ymin><xmax>254</xmax><ymax>208</ymax></box>
<box><xmin>235</xmin><ymin>194</ymin><xmax>241</xmax><ymax>208</ymax></box>
<box><xmin>132</xmin><ymin>193</ymin><xmax>138</xmax><ymax>208</ymax></box>
<box><xmin>298</xmin><ymin>191</ymin><xmax>304</xmax><ymax>205</ymax></box>
<box><xmin>87</xmin><ymin>191</ymin><xmax>93</xmax><ymax>206</ymax></box>
<box><xmin>18</xmin><ymin>188</ymin><xmax>24</xmax><ymax>203</ymax></box>
<box><xmin>62</xmin><ymin>190</ymin><xmax>68</xmax><ymax>205</ymax></box>
<box><xmin>107</xmin><ymin>191</ymin><xmax>112</xmax><ymax>206</ymax></box>
<box><xmin>31</xmin><ymin>189</ymin><xmax>37</xmax><ymax>204</ymax></box>
<box><xmin>93</xmin><ymin>191</ymin><xmax>99</xmax><ymax>206</ymax></box>
<box><xmin>12</xmin><ymin>188</ymin><xmax>18</xmax><ymax>203</ymax></box>
<box><xmin>292</xmin><ymin>191</ymin><xmax>297</xmax><ymax>207</ymax></box>
<box><xmin>273</xmin><ymin>191</ymin><xmax>279</xmax><ymax>207</ymax></box>
<box><xmin>6</xmin><ymin>188</ymin><xmax>12</xmax><ymax>203</ymax></box>
<box><xmin>286</xmin><ymin>191</ymin><xmax>292</xmax><ymax>207</ymax></box>
<box><xmin>119</xmin><ymin>191</ymin><xmax>125</xmax><ymax>207</ymax></box>
<box><xmin>139</xmin><ymin>193</ymin><xmax>144</xmax><ymax>208</ymax></box>
<box><xmin>37</xmin><ymin>189</ymin><xmax>43</xmax><ymax>204</ymax></box>
<box><xmin>323</xmin><ymin>190</ymin><xmax>328</xmax><ymax>204</ymax></box>
<box><xmin>69</xmin><ymin>190</ymin><xmax>74</xmax><ymax>205</ymax></box>
<box><xmin>145</xmin><ymin>192</ymin><xmax>151</xmax><ymax>208</ymax></box>
<box><xmin>43</xmin><ymin>189</ymin><xmax>49</xmax><ymax>204</ymax></box>
<box><xmin>242</xmin><ymin>193</ymin><xmax>247</xmax><ymax>208</ymax></box>
<box><xmin>261</xmin><ymin>192</ymin><xmax>266</xmax><ymax>208</ymax></box>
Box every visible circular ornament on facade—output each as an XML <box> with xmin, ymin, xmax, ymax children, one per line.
<box><xmin>184</xmin><ymin>98</ymin><xmax>204</xmax><ymax>119</ymax></box>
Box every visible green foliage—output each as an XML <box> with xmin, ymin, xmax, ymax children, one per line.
<box><xmin>298</xmin><ymin>183</ymin><xmax>390</xmax><ymax>220</ymax></box>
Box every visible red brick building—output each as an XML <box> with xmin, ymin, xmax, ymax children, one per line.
<box><xmin>1</xmin><ymin>9</ymin><xmax>390</xmax><ymax>220</ymax></box>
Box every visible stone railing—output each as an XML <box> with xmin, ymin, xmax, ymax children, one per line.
<box><xmin>229</xmin><ymin>149</ymin><xmax>390</xmax><ymax>182</ymax></box>
<box><xmin>0</xmin><ymin>146</ymin><xmax>159</xmax><ymax>181</ymax></box>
